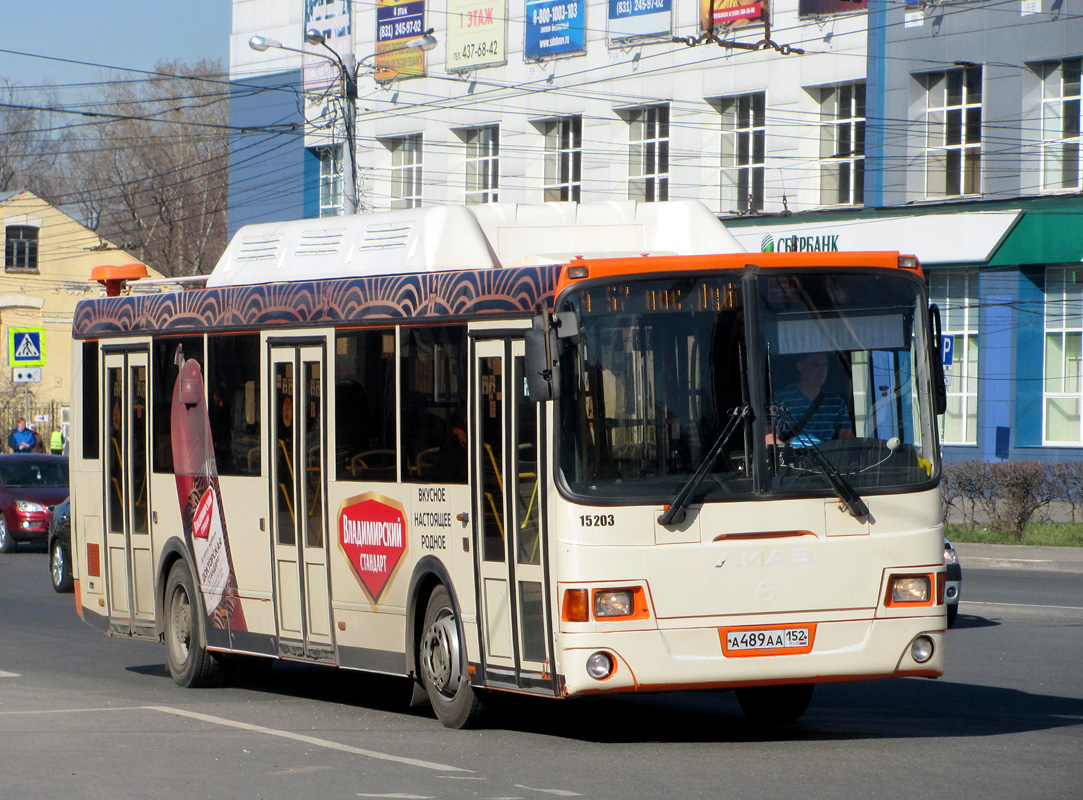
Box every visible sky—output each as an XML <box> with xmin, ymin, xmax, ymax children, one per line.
<box><xmin>0</xmin><ymin>0</ymin><xmax>232</xmax><ymax>91</ymax></box>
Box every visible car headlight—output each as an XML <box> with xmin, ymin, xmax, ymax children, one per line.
<box><xmin>16</xmin><ymin>500</ymin><xmax>47</xmax><ymax>513</ymax></box>
<box><xmin>943</xmin><ymin>542</ymin><xmax>959</xmax><ymax>566</ymax></box>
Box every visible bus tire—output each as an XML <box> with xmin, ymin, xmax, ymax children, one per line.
<box><xmin>735</xmin><ymin>683</ymin><xmax>814</xmax><ymax>724</ymax></box>
<box><xmin>418</xmin><ymin>585</ymin><xmax>484</xmax><ymax>729</ymax></box>
<box><xmin>163</xmin><ymin>560</ymin><xmax>226</xmax><ymax>688</ymax></box>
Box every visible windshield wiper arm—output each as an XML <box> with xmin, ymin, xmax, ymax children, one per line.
<box><xmin>658</xmin><ymin>406</ymin><xmax>749</xmax><ymax>526</ymax></box>
<box><xmin>773</xmin><ymin>404</ymin><xmax>869</xmax><ymax>518</ymax></box>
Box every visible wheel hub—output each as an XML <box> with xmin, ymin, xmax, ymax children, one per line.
<box><xmin>421</xmin><ymin>612</ymin><xmax>461</xmax><ymax>696</ymax></box>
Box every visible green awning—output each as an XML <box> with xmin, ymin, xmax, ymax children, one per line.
<box><xmin>987</xmin><ymin>211</ymin><xmax>1083</xmax><ymax>266</ymax></box>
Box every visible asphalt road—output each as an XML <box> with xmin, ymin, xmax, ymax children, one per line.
<box><xmin>1</xmin><ymin>547</ymin><xmax>1080</xmax><ymax>800</ymax></box>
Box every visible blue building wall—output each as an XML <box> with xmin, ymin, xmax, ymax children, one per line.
<box><xmin>228</xmin><ymin>70</ymin><xmax>308</xmax><ymax>237</ymax></box>
<box><xmin>1015</xmin><ymin>268</ymin><xmax>1046</xmax><ymax>450</ymax></box>
<box><xmin>869</xmin><ymin>5</ymin><xmax>1083</xmax><ymax>466</ymax></box>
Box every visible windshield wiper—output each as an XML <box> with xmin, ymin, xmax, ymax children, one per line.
<box><xmin>772</xmin><ymin>404</ymin><xmax>869</xmax><ymax>518</ymax></box>
<box><xmin>658</xmin><ymin>406</ymin><xmax>749</xmax><ymax>526</ymax></box>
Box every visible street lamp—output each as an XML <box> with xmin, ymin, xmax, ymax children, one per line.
<box><xmin>249</xmin><ymin>28</ymin><xmax>438</xmax><ymax>215</ymax></box>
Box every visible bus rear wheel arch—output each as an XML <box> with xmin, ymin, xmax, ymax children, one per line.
<box><xmin>418</xmin><ymin>584</ymin><xmax>485</xmax><ymax>728</ymax></box>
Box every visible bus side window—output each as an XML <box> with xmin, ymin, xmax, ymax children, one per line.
<box><xmin>81</xmin><ymin>342</ymin><xmax>100</xmax><ymax>460</ymax></box>
<box><xmin>152</xmin><ymin>336</ymin><xmax>204</xmax><ymax>474</ymax></box>
<box><xmin>336</xmin><ymin>329</ymin><xmax>397</xmax><ymax>481</ymax></box>
<box><xmin>400</xmin><ymin>326</ymin><xmax>467</xmax><ymax>484</ymax></box>
<box><xmin>208</xmin><ymin>334</ymin><xmax>261</xmax><ymax>476</ymax></box>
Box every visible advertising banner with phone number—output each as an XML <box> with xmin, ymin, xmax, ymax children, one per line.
<box><xmin>375</xmin><ymin>0</ymin><xmax>428</xmax><ymax>81</ymax></box>
<box><xmin>699</xmin><ymin>0</ymin><xmax>768</xmax><ymax>32</ymax></box>
<box><xmin>525</xmin><ymin>0</ymin><xmax>585</xmax><ymax>59</ymax></box>
<box><xmin>447</xmin><ymin>0</ymin><xmax>508</xmax><ymax>71</ymax></box>
<box><xmin>609</xmin><ymin>0</ymin><xmax>672</xmax><ymax>40</ymax></box>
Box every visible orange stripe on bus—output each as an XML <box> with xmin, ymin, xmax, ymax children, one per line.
<box><xmin>555</xmin><ymin>252</ymin><xmax>921</xmax><ymax>296</ymax></box>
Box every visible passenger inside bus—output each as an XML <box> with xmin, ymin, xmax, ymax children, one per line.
<box><xmin>426</xmin><ymin>409</ymin><xmax>468</xmax><ymax>482</ymax></box>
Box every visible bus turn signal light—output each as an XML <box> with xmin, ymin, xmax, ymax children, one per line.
<box><xmin>562</xmin><ymin>588</ymin><xmax>590</xmax><ymax>622</ymax></box>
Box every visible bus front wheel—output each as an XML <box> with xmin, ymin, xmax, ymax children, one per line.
<box><xmin>735</xmin><ymin>683</ymin><xmax>814</xmax><ymax>724</ymax></box>
<box><xmin>418</xmin><ymin>585</ymin><xmax>484</xmax><ymax>728</ymax></box>
<box><xmin>164</xmin><ymin>560</ymin><xmax>227</xmax><ymax>688</ymax></box>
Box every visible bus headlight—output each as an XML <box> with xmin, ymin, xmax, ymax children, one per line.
<box><xmin>586</xmin><ymin>652</ymin><xmax>614</xmax><ymax>680</ymax></box>
<box><xmin>594</xmin><ymin>590</ymin><xmax>633</xmax><ymax>618</ymax></box>
<box><xmin>887</xmin><ymin>574</ymin><xmax>932</xmax><ymax>605</ymax></box>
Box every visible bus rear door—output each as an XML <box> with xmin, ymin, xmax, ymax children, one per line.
<box><xmin>102</xmin><ymin>349</ymin><xmax>154</xmax><ymax>638</ymax></box>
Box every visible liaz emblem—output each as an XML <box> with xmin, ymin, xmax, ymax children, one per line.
<box><xmin>339</xmin><ymin>493</ymin><xmax>407</xmax><ymax>605</ymax></box>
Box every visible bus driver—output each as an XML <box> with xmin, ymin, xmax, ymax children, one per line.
<box><xmin>769</xmin><ymin>352</ymin><xmax>853</xmax><ymax>446</ymax></box>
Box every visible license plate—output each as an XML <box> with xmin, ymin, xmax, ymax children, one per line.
<box><xmin>723</xmin><ymin>626</ymin><xmax>811</xmax><ymax>654</ymax></box>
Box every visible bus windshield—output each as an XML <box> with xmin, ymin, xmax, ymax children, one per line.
<box><xmin>557</xmin><ymin>270</ymin><xmax>939</xmax><ymax>504</ymax></box>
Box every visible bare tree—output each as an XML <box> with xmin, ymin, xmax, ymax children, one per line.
<box><xmin>0</xmin><ymin>80</ymin><xmax>64</xmax><ymax>196</ymax></box>
<box><xmin>63</xmin><ymin>60</ymin><xmax>230</xmax><ymax>277</ymax></box>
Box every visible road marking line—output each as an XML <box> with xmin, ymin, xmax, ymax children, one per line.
<box><xmin>0</xmin><ymin>706</ymin><xmax>147</xmax><ymax>716</ymax></box>
<box><xmin>357</xmin><ymin>794</ymin><xmax>434</xmax><ymax>799</ymax></box>
<box><xmin>514</xmin><ymin>787</ymin><xmax>583</xmax><ymax>797</ymax></box>
<box><xmin>145</xmin><ymin>706</ymin><xmax>471</xmax><ymax>773</ymax></box>
<box><xmin>965</xmin><ymin>557</ymin><xmax>1055</xmax><ymax>565</ymax></box>
<box><xmin>0</xmin><ymin>670</ymin><xmax>19</xmax><ymax>678</ymax></box>
<box><xmin>967</xmin><ymin>601</ymin><xmax>1083</xmax><ymax>612</ymax></box>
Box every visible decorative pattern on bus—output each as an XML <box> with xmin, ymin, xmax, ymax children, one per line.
<box><xmin>72</xmin><ymin>266</ymin><xmax>560</xmax><ymax>337</ymax></box>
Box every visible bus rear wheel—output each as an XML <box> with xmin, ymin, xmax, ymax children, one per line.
<box><xmin>418</xmin><ymin>585</ymin><xmax>484</xmax><ymax>728</ymax></box>
<box><xmin>735</xmin><ymin>683</ymin><xmax>814</xmax><ymax>724</ymax></box>
<box><xmin>164</xmin><ymin>560</ymin><xmax>227</xmax><ymax>688</ymax></box>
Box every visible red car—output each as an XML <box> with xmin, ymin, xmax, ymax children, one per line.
<box><xmin>0</xmin><ymin>454</ymin><xmax>69</xmax><ymax>553</ymax></box>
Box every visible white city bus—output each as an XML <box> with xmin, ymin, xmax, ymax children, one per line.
<box><xmin>69</xmin><ymin>201</ymin><xmax>947</xmax><ymax>728</ymax></box>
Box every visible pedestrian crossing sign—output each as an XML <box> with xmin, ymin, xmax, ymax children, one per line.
<box><xmin>9</xmin><ymin>328</ymin><xmax>45</xmax><ymax>367</ymax></box>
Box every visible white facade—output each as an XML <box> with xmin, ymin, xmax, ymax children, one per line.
<box><xmin>231</xmin><ymin>1</ymin><xmax>870</xmax><ymax>217</ymax></box>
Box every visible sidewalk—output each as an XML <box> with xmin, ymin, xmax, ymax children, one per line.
<box><xmin>954</xmin><ymin>542</ymin><xmax>1083</xmax><ymax>574</ymax></box>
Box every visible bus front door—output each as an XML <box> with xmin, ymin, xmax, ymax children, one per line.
<box><xmin>473</xmin><ymin>338</ymin><xmax>554</xmax><ymax>692</ymax></box>
<box><xmin>102</xmin><ymin>350</ymin><xmax>154</xmax><ymax>637</ymax></box>
<box><xmin>269</xmin><ymin>344</ymin><xmax>333</xmax><ymax>661</ymax></box>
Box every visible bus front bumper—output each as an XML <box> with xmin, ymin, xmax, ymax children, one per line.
<box><xmin>557</xmin><ymin>615</ymin><xmax>945</xmax><ymax>697</ymax></box>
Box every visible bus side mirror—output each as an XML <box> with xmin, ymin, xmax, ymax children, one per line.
<box><xmin>525</xmin><ymin>311</ymin><xmax>564</xmax><ymax>401</ymax></box>
<box><xmin>929</xmin><ymin>305</ymin><xmax>947</xmax><ymax>416</ymax></box>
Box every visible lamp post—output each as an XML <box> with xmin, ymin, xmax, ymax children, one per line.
<box><xmin>249</xmin><ymin>28</ymin><xmax>439</xmax><ymax>216</ymax></box>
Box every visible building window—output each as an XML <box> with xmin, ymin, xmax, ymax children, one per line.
<box><xmin>5</xmin><ymin>225</ymin><xmax>38</xmax><ymax>272</ymax></box>
<box><xmin>928</xmin><ymin>269</ymin><xmax>979</xmax><ymax>445</ymax></box>
<box><xmin>818</xmin><ymin>83</ymin><xmax>865</xmax><ymax>206</ymax></box>
<box><xmin>923</xmin><ymin>66</ymin><xmax>982</xmax><ymax>198</ymax></box>
<box><xmin>542</xmin><ymin>116</ymin><xmax>582</xmax><ymax>202</ymax></box>
<box><xmin>316</xmin><ymin>146</ymin><xmax>343</xmax><ymax>217</ymax></box>
<box><xmin>1039</xmin><ymin>58</ymin><xmax>1082</xmax><ymax>193</ymax></box>
<box><xmin>463</xmin><ymin>126</ymin><xmax>499</xmax><ymax>205</ymax></box>
<box><xmin>386</xmin><ymin>135</ymin><xmax>423</xmax><ymax>209</ymax></box>
<box><xmin>1044</xmin><ymin>265</ymin><xmax>1083</xmax><ymax>444</ymax></box>
<box><xmin>627</xmin><ymin>105</ymin><xmax>669</xmax><ymax>202</ymax></box>
<box><xmin>720</xmin><ymin>93</ymin><xmax>765</xmax><ymax>213</ymax></box>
